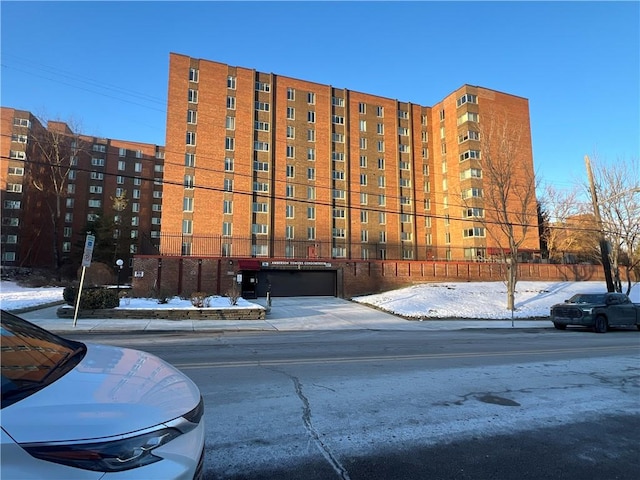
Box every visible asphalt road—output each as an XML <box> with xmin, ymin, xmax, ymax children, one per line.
<box><xmin>72</xmin><ymin>328</ymin><xmax>640</xmax><ymax>480</ymax></box>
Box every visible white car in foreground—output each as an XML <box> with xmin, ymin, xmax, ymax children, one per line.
<box><xmin>1</xmin><ymin>310</ymin><xmax>205</xmax><ymax>479</ymax></box>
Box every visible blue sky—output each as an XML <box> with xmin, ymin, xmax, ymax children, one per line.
<box><xmin>2</xmin><ymin>1</ymin><xmax>638</xmax><ymax>192</ymax></box>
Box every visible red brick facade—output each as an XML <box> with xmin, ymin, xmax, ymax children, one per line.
<box><xmin>161</xmin><ymin>53</ymin><xmax>539</xmax><ymax>263</ymax></box>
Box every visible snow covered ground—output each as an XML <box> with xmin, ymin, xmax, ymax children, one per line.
<box><xmin>1</xmin><ymin>280</ymin><xmax>638</xmax><ymax>319</ymax></box>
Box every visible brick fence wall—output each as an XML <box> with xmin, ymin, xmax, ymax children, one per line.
<box><xmin>132</xmin><ymin>256</ymin><xmax>607</xmax><ymax>299</ymax></box>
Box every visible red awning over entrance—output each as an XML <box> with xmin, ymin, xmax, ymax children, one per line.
<box><xmin>238</xmin><ymin>259</ymin><xmax>261</xmax><ymax>271</ymax></box>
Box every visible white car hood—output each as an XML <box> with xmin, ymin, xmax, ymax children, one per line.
<box><xmin>2</xmin><ymin>342</ymin><xmax>201</xmax><ymax>444</ymax></box>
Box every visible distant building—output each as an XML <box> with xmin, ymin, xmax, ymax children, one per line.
<box><xmin>160</xmin><ymin>53</ymin><xmax>540</xmax><ymax>263</ymax></box>
<box><xmin>0</xmin><ymin>107</ymin><xmax>164</xmax><ymax>279</ymax></box>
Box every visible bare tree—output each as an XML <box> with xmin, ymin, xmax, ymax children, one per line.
<box><xmin>468</xmin><ymin>107</ymin><xmax>539</xmax><ymax>311</ymax></box>
<box><xmin>541</xmin><ymin>185</ymin><xmax>580</xmax><ymax>262</ymax></box>
<box><xmin>27</xmin><ymin>118</ymin><xmax>87</xmax><ymax>278</ymax></box>
<box><xmin>590</xmin><ymin>157</ymin><xmax>640</xmax><ymax>295</ymax></box>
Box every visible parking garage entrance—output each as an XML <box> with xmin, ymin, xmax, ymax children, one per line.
<box><xmin>255</xmin><ymin>269</ymin><xmax>337</xmax><ymax>297</ymax></box>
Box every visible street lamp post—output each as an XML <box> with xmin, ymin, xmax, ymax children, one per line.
<box><xmin>116</xmin><ymin>259</ymin><xmax>124</xmax><ymax>298</ymax></box>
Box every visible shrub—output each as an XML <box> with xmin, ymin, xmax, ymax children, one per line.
<box><xmin>62</xmin><ymin>287</ymin><xmax>119</xmax><ymax>309</ymax></box>
<box><xmin>190</xmin><ymin>292</ymin><xmax>211</xmax><ymax>308</ymax></box>
<box><xmin>226</xmin><ymin>283</ymin><xmax>240</xmax><ymax>306</ymax></box>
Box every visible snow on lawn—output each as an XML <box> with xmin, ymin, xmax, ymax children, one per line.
<box><xmin>2</xmin><ymin>279</ymin><xmax>638</xmax><ymax>319</ymax></box>
<box><xmin>352</xmin><ymin>280</ymin><xmax>640</xmax><ymax>319</ymax></box>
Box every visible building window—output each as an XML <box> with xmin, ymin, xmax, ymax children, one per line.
<box><xmin>463</xmin><ymin>227</ymin><xmax>486</xmax><ymax>238</ymax></box>
<box><xmin>308</xmin><ymin>111</ymin><xmax>316</xmax><ymax>123</ymax></box>
<box><xmin>439</xmin><ymin>109</ymin><xmax>445</xmax><ymax>121</ymax></box>
<box><xmin>307</xmin><ymin>207</ymin><xmax>315</xmax><ymax>220</ymax></box>
<box><xmin>399</xmin><ymin>161</ymin><xmax>410</xmax><ymax>170</ymax></box>
<box><xmin>224</xmin><ymin>178</ymin><xmax>233</xmax><ymax>192</ymax></box>
<box><xmin>11</xmin><ymin>134</ymin><xmax>28</xmax><ymax>144</ymax></box>
<box><xmin>6</xmin><ymin>184</ymin><xmax>22</xmax><ymax>193</ymax></box>
<box><xmin>286</xmin><ymin>106</ymin><xmax>295</xmax><ymax>119</ymax></box>
<box><xmin>188</xmin><ymin>89</ymin><xmax>198</xmax><ymax>103</ymax></box>
<box><xmin>333</xmin><ymin>208</ymin><xmax>346</xmax><ymax>218</ymax></box>
<box><xmin>255</xmin><ymin>81</ymin><xmax>270</xmax><ymax>92</ymax></box>
<box><xmin>89</xmin><ymin>185</ymin><xmax>103</xmax><ymax>194</ymax></box>
<box><xmin>307</xmin><ymin>167</ymin><xmax>315</xmax><ymax>180</ymax></box>
<box><xmin>253</xmin><ymin>161</ymin><xmax>269</xmax><ymax>171</ymax></box>
<box><xmin>332</xmin><ymin>96</ymin><xmax>345</xmax><ymax>107</ymax></box>
<box><xmin>360</xmin><ymin>210</ymin><xmax>368</xmax><ymax>223</ymax></box>
<box><xmin>456</xmin><ymin>93</ymin><xmax>478</xmax><ymax>107</ymax></box>
<box><xmin>307</xmin><ymin>129</ymin><xmax>315</xmax><ymax>142</ymax></box>
<box><xmin>189</xmin><ymin>67</ymin><xmax>199</xmax><ymax>82</ymax></box>
<box><xmin>253</xmin><ymin>182</ymin><xmax>269</xmax><ymax>192</ymax></box>
<box><xmin>459</xmin><ymin>150</ymin><xmax>481</xmax><ymax>162</ymax></box>
<box><xmin>398</xmin><ymin>110</ymin><xmax>408</xmax><ymax>119</ymax></box>
<box><xmin>285</xmin><ymin>164</ymin><xmax>295</xmax><ymax>178</ymax></box>
<box><xmin>252</xmin><ymin>223</ymin><xmax>268</xmax><ymax>234</ymax></box>
<box><xmin>332</xmin><ymin>132</ymin><xmax>344</xmax><ymax>143</ymax></box>
<box><xmin>286</xmin><ymin>146</ymin><xmax>295</xmax><ymax>158</ymax></box>
<box><xmin>67</xmin><ymin>183</ymin><xmax>75</xmax><ymax>194</ymax></box>
<box><xmin>226</xmin><ymin>137</ymin><xmax>235</xmax><ymax>150</ymax></box>
<box><xmin>332</xmin><ymin>247</ymin><xmax>346</xmax><ymax>258</ymax></box>
<box><xmin>90</xmin><ymin>172</ymin><xmax>104</xmax><ymax>180</ymax></box>
<box><xmin>360</xmin><ymin>138</ymin><xmax>367</xmax><ymax>149</ymax></box>
<box><xmin>379</xmin><ymin>231</ymin><xmax>387</xmax><ymax>243</ymax></box>
<box><xmin>183</xmin><ymin>197</ymin><xmax>193</xmax><ymax>211</ymax></box>
<box><xmin>223</xmin><ymin>222</ymin><xmax>232</xmax><ymax>236</ymax></box>
<box><xmin>287</xmin><ymin>87</ymin><xmax>295</xmax><ymax>100</ymax></box>
<box><xmin>460</xmin><ymin>168</ymin><xmax>482</xmax><ymax>180</ymax></box>
<box><xmin>254</xmin><ymin>141</ymin><xmax>269</xmax><ymax>151</ymax></box>
<box><xmin>360</xmin><ymin>174</ymin><xmax>367</xmax><ymax>186</ymax></box>
<box><xmin>399</xmin><ymin>144</ymin><xmax>410</xmax><ymax>153</ymax></box>
<box><xmin>332</xmin><ymin>115</ymin><xmax>344</xmax><ymax>125</ymax></box>
<box><xmin>255</xmin><ymin>101</ymin><xmax>270</xmax><ymax>112</ymax></box>
<box><xmin>252</xmin><ymin>245</ymin><xmax>268</xmax><ymax>256</ymax></box>
<box><xmin>332</xmin><ymin>189</ymin><xmax>345</xmax><ymax>199</ymax></box>
<box><xmin>458</xmin><ymin>130</ymin><xmax>480</xmax><ymax>143</ymax></box>
<box><xmin>333</xmin><ymin>170</ymin><xmax>345</xmax><ymax>180</ymax></box>
<box><xmin>307</xmin><ymin>92</ymin><xmax>316</xmax><ymax>104</ymax></box>
<box><xmin>285</xmin><ymin>225</ymin><xmax>294</xmax><ymax>239</ymax></box>
<box><xmin>377</xmin><ymin>123</ymin><xmax>384</xmax><ymax>135</ymax></box>
<box><xmin>286</xmin><ymin>205</ymin><xmax>294</xmax><ymax>218</ymax></box>
<box><xmin>359</xmin><ymin>102</ymin><xmax>366</xmax><ymax>114</ymax></box>
<box><xmin>377</xmin><ymin>140</ymin><xmax>385</xmax><ymax>152</ymax></box>
<box><xmin>91</xmin><ymin>158</ymin><xmax>105</xmax><ymax>167</ymax></box>
<box><xmin>224</xmin><ymin>157</ymin><xmax>234</xmax><ymax>171</ymax></box>
<box><xmin>332</xmin><ymin>152</ymin><xmax>344</xmax><ymax>162</ymax></box>
<box><xmin>307</xmin><ymin>148</ymin><xmax>315</xmax><ymax>161</ymax></box>
<box><xmin>457</xmin><ymin>112</ymin><xmax>479</xmax><ymax>124</ymax></box>
<box><xmin>360</xmin><ymin>192</ymin><xmax>368</xmax><ymax>205</ymax></box>
<box><xmin>332</xmin><ymin>228</ymin><xmax>346</xmax><ymax>238</ymax></box>
<box><xmin>186</xmin><ymin>131</ymin><xmax>196</xmax><ymax>145</ymax></box>
<box><xmin>184</xmin><ymin>175</ymin><xmax>194</xmax><ymax>189</ymax></box>
<box><xmin>182</xmin><ymin>220</ymin><xmax>193</xmax><ymax>235</ymax></box>
<box><xmin>461</xmin><ymin>188</ymin><xmax>483</xmax><ymax>199</ymax></box>
<box><xmin>307</xmin><ymin>227</ymin><xmax>316</xmax><ymax>240</ymax></box>
<box><xmin>187</xmin><ymin>110</ymin><xmax>197</xmax><ymax>124</ymax></box>
<box><xmin>378</xmin><ymin>176</ymin><xmax>385</xmax><ymax>188</ymax></box>
<box><xmin>223</xmin><ymin>199</ymin><xmax>233</xmax><ymax>214</ymax></box>
<box><xmin>286</xmin><ymin>125</ymin><xmax>295</xmax><ymax>139</ymax></box>
<box><xmin>376</xmin><ymin>106</ymin><xmax>384</xmax><ymax>117</ymax></box>
<box><xmin>227</xmin><ymin>76</ymin><xmax>236</xmax><ymax>89</ymax></box>
<box><xmin>378</xmin><ymin>194</ymin><xmax>386</xmax><ymax>206</ymax></box>
<box><xmin>185</xmin><ymin>153</ymin><xmax>196</xmax><ymax>167</ymax></box>
<box><xmin>227</xmin><ymin>96</ymin><xmax>236</xmax><ymax>109</ymax></box>
<box><xmin>286</xmin><ymin>185</ymin><xmax>295</xmax><ymax>198</ymax></box>
<box><xmin>13</xmin><ymin>117</ymin><xmax>31</xmax><ymax>128</ymax></box>
<box><xmin>253</xmin><ymin>202</ymin><xmax>268</xmax><ymax>213</ymax></box>
<box><xmin>9</xmin><ymin>150</ymin><xmax>26</xmax><ymax>160</ymax></box>
<box><xmin>226</xmin><ymin>116</ymin><xmax>235</xmax><ymax>130</ymax></box>
<box><xmin>360</xmin><ymin>155</ymin><xmax>367</xmax><ymax>168</ymax></box>
<box><xmin>359</xmin><ymin>120</ymin><xmax>367</xmax><ymax>132</ymax></box>
<box><xmin>307</xmin><ymin>186</ymin><xmax>316</xmax><ymax>200</ymax></box>
<box><xmin>255</xmin><ymin>120</ymin><xmax>269</xmax><ymax>131</ymax></box>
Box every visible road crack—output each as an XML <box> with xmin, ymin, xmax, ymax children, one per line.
<box><xmin>268</xmin><ymin>367</ymin><xmax>351</xmax><ymax>480</ymax></box>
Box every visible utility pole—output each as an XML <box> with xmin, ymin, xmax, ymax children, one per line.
<box><xmin>585</xmin><ymin>155</ymin><xmax>615</xmax><ymax>292</ymax></box>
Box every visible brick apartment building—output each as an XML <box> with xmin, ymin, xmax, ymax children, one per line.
<box><xmin>149</xmin><ymin>53</ymin><xmax>541</xmax><ymax>297</ymax></box>
<box><xmin>0</xmin><ymin>107</ymin><xmax>164</xmax><ymax>279</ymax></box>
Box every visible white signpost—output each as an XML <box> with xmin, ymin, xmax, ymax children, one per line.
<box><xmin>73</xmin><ymin>234</ymin><xmax>95</xmax><ymax>327</ymax></box>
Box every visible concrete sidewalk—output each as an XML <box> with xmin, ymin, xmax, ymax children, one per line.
<box><xmin>19</xmin><ymin>297</ymin><xmax>552</xmax><ymax>334</ymax></box>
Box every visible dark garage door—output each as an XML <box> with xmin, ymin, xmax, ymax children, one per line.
<box><xmin>256</xmin><ymin>270</ymin><xmax>336</xmax><ymax>297</ymax></box>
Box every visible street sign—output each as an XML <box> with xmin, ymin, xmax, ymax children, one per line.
<box><xmin>81</xmin><ymin>234</ymin><xmax>96</xmax><ymax>268</ymax></box>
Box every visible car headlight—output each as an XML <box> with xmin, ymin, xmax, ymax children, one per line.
<box><xmin>21</xmin><ymin>427</ymin><xmax>183</xmax><ymax>472</ymax></box>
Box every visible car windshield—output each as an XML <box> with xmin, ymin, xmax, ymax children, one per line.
<box><xmin>566</xmin><ymin>294</ymin><xmax>606</xmax><ymax>304</ymax></box>
<box><xmin>1</xmin><ymin>310</ymin><xmax>86</xmax><ymax>409</ymax></box>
